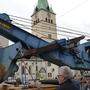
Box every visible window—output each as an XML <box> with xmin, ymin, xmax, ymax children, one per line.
<box><xmin>48</xmin><ymin>34</ymin><xmax>52</xmax><ymax>39</ymax></box>
<box><xmin>48</xmin><ymin>73</ymin><xmax>52</xmax><ymax>77</ymax></box>
<box><xmin>48</xmin><ymin>62</ymin><xmax>51</xmax><ymax>66</ymax></box>
<box><xmin>33</xmin><ymin>21</ymin><xmax>36</xmax><ymax>25</ymax></box>
<box><xmin>45</xmin><ymin>18</ymin><xmax>47</xmax><ymax>22</ymax></box>
<box><xmin>51</xmin><ymin>20</ymin><xmax>53</xmax><ymax>24</ymax></box>
<box><xmin>37</xmin><ymin>18</ymin><xmax>39</xmax><ymax>23</ymax></box>
<box><xmin>36</xmin><ymin>20</ymin><xmax>38</xmax><ymax>23</ymax></box>
<box><xmin>48</xmin><ymin>19</ymin><xmax>50</xmax><ymax>23</ymax></box>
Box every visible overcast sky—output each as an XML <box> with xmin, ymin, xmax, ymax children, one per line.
<box><xmin>0</xmin><ymin>0</ymin><xmax>90</xmax><ymax>37</ymax></box>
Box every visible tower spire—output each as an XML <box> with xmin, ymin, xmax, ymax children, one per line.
<box><xmin>34</xmin><ymin>0</ymin><xmax>54</xmax><ymax>13</ymax></box>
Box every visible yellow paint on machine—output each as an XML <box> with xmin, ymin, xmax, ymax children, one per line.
<box><xmin>0</xmin><ymin>20</ymin><xmax>12</xmax><ymax>30</ymax></box>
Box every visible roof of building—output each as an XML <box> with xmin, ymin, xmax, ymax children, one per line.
<box><xmin>33</xmin><ymin>0</ymin><xmax>54</xmax><ymax>15</ymax></box>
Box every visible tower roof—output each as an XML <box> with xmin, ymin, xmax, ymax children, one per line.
<box><xmin>34</xmin><ymin>0</ymin><xmax>54</xmax><ymax>14</ymax></box>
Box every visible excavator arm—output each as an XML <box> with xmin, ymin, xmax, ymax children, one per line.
<box><xmin>0</xmin><ymin>13</ymin><xmax>89</xmax><ymax>82</ymax></box>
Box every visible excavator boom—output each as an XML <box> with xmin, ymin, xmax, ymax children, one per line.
<box><xmin>0</xmin><ymin>13</ymin><xmax>89</xmax><ymax>82</ymax></box>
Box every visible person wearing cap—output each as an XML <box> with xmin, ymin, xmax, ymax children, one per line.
<box><xmin>57</xmin><ymin>66</ymin><xmax>80</xmax><ymax>90</ymax></box>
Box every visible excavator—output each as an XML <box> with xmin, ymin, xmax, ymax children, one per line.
<box><xmin>0</xmin><ymin>13</ymin><xmax>89</xmax><ymax>83</ymax></box>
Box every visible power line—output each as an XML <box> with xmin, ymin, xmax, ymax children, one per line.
<box><xmin>10</xmin><ymin>15</ymin><xmax>90</xmax><ymax>40</ymax></box>
<box><xmin>10</xmin><ymin>15</ymin><xmax>90</xmax><ymax>36</ymax></box>
<box><xmin>11</xmin><ymin>17</ymin><xmax>32</xmax><ymax>24</ymax></box>
<box><xmin>12</xmin><ymin>21</ymin><xmax>56</xmax><ymax>40</ymax></box>
<box><xmin>59</xmin><ymin>0</ymin><xmax>89</xmax><ymax>17</ymax></box>
<box><xmin>10</xmin><ymin>14</ymin><xmax>90</xmax><ymax>36</ymax></box>
<box><xmin>10</xmin><ymin>14</ymin><xmax>32</xmax><ymax>22</ymax></box>
<box><xmin>39</xmin><ymin>21</ymin><xmax>90</xmax><ymax>36</ymax></box>
<box><xmin>12</xmin><ymin>21</ymin><xmax>89</xmax><ymax>40</ymax></box>
<box><xmin>12</xmin><ymin>20</ymin><xmax>90</xmax><ymax>39</ymax></box>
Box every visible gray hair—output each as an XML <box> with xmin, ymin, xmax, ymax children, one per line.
<box><xmin>59</xmin><ymin>66</ymin><xmax>73</xmax><ymax>80</ymax></box>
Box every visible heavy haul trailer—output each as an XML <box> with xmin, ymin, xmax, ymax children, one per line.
<box><xmin>0</xmin><ymin>13</ymin><xmax>89</xmax><ymax>83</ymax></box>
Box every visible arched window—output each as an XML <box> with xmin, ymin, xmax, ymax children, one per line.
<box><xmin>48</xmin><ymin>73</ymin><xmax>52</xmax><ymax>77</ymax></box>
<box><xmin>37</xmin><ymin>18</ymin><xmax>39</xmax><ymax>23</ymax></box>
<box><xmin>36</xmin><ymin>20</ymin><xmax>38</xmax><ymax>23</ymax></box>
<box><xmin>51</xmin><ymin>20</ymin><xmax>53</xmax><ymax>24</ymax></box>
<box><xmin>45</xmin><ymin>18</ymin><xmax>47</xmax><ymax>22</ymax></box>
<box><xmin>48</xmin><ymin>19</ymin><xmax>50</xmax><ymax>23</ymax></box>
<box><xmin>33</xmin><ymin>21</ymin><xmax>36</xmax><ymax>25</ymax></box>
<box><xmin>48</xmin><ymin>34</ymin><xmax>52</xmax><ymax>39</ymax></box>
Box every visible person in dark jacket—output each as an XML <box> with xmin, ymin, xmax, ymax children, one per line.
<box><xmin>57</xmin><ymin>66</ymin><xmax>80</xmax><ymax>90</ymax></box>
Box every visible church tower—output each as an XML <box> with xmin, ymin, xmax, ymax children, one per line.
<box><xmin>30</xmin><ymin>0</ymin><xmax>58</xmax><ymax>80</ymax></box>
<box><xmin>31</xmin><ymin>0</ymin><xmax>57</xmax><ymax>41</ymax></box>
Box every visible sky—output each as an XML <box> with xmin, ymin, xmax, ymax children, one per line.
<box><xmin>0</xmin><ymin>0</ymin><xmax>90</xmax><ymax>39</ymax></box>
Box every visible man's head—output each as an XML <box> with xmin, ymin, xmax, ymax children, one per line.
<box><xmin>57</xmin><ymin>66</ymin><xmax>73</xmax><ymax>84</ymax></box>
